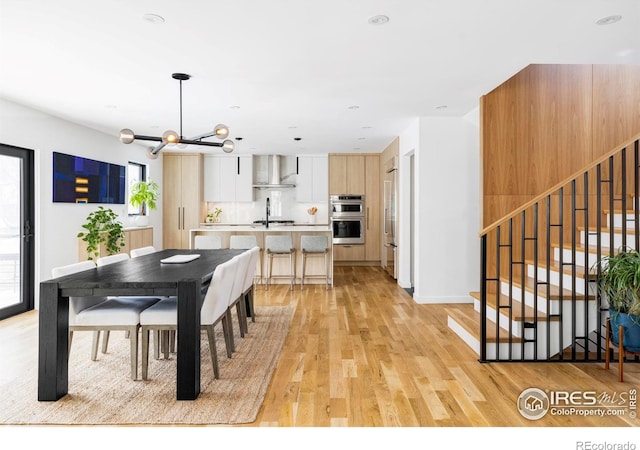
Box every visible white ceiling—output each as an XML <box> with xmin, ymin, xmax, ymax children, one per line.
<box><xmin>1</xmin><ymin>0</ymin><xmax>639</xmax><ymax>156</ymax></box>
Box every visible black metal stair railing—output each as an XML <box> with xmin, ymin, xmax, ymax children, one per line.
<box><xmin>479</xmin><ymin>136</ymin><xmax>640</xmax><ymax>362</ymax></box>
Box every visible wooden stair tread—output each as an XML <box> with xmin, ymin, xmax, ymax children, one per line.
<box><xmin>552</xmin><ymin>242</ymin><xmax>615</xmax><ymax>255</ymax></box>
<box><xmin>469</xmin><ymin>291</ymin><xmax>558</xmax><ymax>322</ymax></box>
<box><xmin>577</xmin><ymin>225</ymin><xmax>639</xmax><ymax>235</ymax></box>
<box><xmin>603</xmin><ymin>209</ymin><xmax>637</xmax><ymax>214</ymax></box>
<box><xmin>447</xmin><ymin>306</ymin><xmax>522</xmax><ymax>343</ymax></box>
<box><xmin>551</xmin><ymin>242</ymin><xmax>628</xmax><ymax>264</ymax></box>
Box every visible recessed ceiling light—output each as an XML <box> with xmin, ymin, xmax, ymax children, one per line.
<box><xmin>105</xmin><ymin>104</ymin><xmax>117</xmax><ymax>109</ymax></box>
<box><xmin>229</xmin><ymin>105</ymin><xmax>241</xmax><ymax>109</ymax></box>
<box><xmin>347</xmin><ymin>105</ymin><xmax>360</xmax><ymax>110</ymax></box>
<box><xmin>616</xmin><ymin>48</ymin><xmax>635</xmax><ymax>57</ymax></box>
<box><xmin>142</xmin><ymin>13</ymin><xmax>165</xmax><ymax>24</ymax></box>
<box><xmin>288</xmin><ymin>126</ymin><xmax>298</xmax><ymax>129</ymax></box>
<box><xmin>435</xmin><ymin>105</ymin><xmax>448</xmax><ymax>110</ymax></box>
<box><xmin>368</xmin><ymin>15</ymin><xmax>389</xmax><ymax>25</ymax></box>
<box><xmin>595</xmin><ymin>15</ymin><xmax>622</xmax><ymax>25</ymax></box>
<box><xmin>357</xmin><ymin>137</ymin><xmax>366</xmax><ymax>140</ymax></box>
<box><xmin>361</xmin><ymin>126</ymin><xmax>372</xmax><ymax>129</ymax></box>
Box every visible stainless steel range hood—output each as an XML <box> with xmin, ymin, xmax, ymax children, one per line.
<box><xmin>252</xmin><ymin>154</ymin><xmax>296</xmax><ymax>189</ymax></box>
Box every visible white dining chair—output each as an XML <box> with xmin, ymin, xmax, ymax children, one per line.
<box><xmin>51</xmin><ymin>260</ymin><xmax>106</xmax><ymax>360</ymax></box>
<box><xmin>129</xmin><ymin>245</ymin><xmax>174</xmax><ymax>357</ymax></box>
<box><xmin>130</xmin><ymin>246</ymin><xmax>156</xmax><ymax>258</ymax></box>
<box><xmin>227</xmin><ymin>250</ymin><xmax>252</xmax><ymax>348</ymax></box>
<box><xmin>240</xmin><ymin>246</ymin><xmax>260</xmax><ymax>325</ymax></box>
<box><xmin>140</xmin><ymin>257</ymin><xmax>238</xmax><ymax>380</ymax></box>
<box><xmin>230</xmin><ymin>235</ymin><xmax>262</xmax><ymax>285</ymax></box>
<box><xmin>51</xmin><ymin>259</ymin><xmax>161</xmax><ymax>380</ymax></box>
<box><xmin>95</xmin><ymin>252</ymin><xmax>163</xmax><ymax>378</ymax></box>
<box><xmin>194</xmin><ymin>235</ymin><xmax>222</xmax><ymax>249</ymax></box>
<box><xmin>96</xmin><ymin>252</ymin><xmax>130</xmax><ymax>266</ymax></box>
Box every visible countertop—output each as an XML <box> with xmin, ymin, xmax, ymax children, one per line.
<box><xmin>191</xmin><ymin>224</ymin><xmax>331</xmax><ymax>232</ymax></box>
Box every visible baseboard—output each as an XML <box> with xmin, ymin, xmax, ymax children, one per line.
<box><xmin>333</xmin><ymin>261</ymin><xmax>380</xmax><ymax>267</ymax></box>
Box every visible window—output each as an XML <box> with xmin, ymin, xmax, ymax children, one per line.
<box><xmin>127</xmin><ymin>162</ymin><xmax>146</xmax><ymax>215</ymax></box>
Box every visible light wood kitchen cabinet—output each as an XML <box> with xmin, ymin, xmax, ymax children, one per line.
<box><xmin>329</xmin><ymin>154</ymin><xmax>365</xmax><ymax>195</ymax></box>
<box><xmin>296</xmin><ymin>155</ymin><xmax>328</xmax><ymax>203</ymax></box>
<box><xmin>128</xmin><ymin>226</ymin><xmax>154</xmax><ymax>251</ymax></box>
<box><xmin>204</xmin><ymin>155</ymin><xmax>253</xmax><ymax>202</ymax></box>
<box><xmin>163</xmin><ymin>153</ymin><xmax>203</xmax><ymax>249</ymax></box>
<box><xmin>332</xmin><ymin>244</ymin><xmax>365</xmax><ymax>262</ymax></box>
<box><xmin>330</xmin><ymin>153</ymin><xmax>380</xmax><ymax>263</ymax></box>
<box><xmin>78</xmin><ymin>227</ymin><xmax>153</xmax><ymax>261</ymax></box>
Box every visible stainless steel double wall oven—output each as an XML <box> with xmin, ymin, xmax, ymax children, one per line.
<box><xmin>330</xmin><ymin>194</ymin><xmax>365</xmax><ymax>245</ymax></box>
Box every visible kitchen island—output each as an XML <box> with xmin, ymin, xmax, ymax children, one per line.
<box><xmin>189</xmin><ymin>225</ymin><xmax>333</xmax><ymax>286</ymax></box>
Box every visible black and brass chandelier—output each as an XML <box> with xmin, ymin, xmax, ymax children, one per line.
<box><xmin>119</xmin><ymin>73</ymin><xmax>234</xmax><ymax>159</ymax></box>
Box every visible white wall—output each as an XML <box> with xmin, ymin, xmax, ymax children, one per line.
<box><xmin>0</xmin><ymin>98</ymin><xmax>162</xmax><ymax>308</ymax></box>
<box><xmin>404</xmin><ymin>114</ymin><xmax>480</xmax><ymax>304</ymax></box>
<box><xmin>398</xmin><ymin>119</ymin><xmax>419</xmax><ymax>289</ymax></box>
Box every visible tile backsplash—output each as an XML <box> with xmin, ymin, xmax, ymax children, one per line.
<box><xmin>205</xmin><ymin>193</ymin><xmax>327</xmax><ymax>225</ymax></box>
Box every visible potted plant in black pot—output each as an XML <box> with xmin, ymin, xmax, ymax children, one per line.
<box><xmin>129</xmin><ymin>178</ymin><xmax>159</xmax><ymax>227</ymax></box>
<box><xmin>593</xmin><ymin>247</ymin><xmax>640</xmax><ymax>353</ymax></box>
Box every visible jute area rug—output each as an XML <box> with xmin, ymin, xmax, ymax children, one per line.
<box><xmin>0</xmin><ymin>305</ymin><xmax>292</xmax><ymax>425</ymax></box>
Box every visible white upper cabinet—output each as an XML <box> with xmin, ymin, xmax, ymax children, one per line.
<box><xmin>296</xmin><ymin>155</ymin><xmax>328</xmax><ymax>203</ymax></box>
<box><xmin>204</xmin><ymin>155</ymin><xmax>253</xmax><ymax>202</ymax></box>
<box><xmin>235</xmin><ymin>156</ymin><xmax>253</xmax><ymax>202</ymax></box>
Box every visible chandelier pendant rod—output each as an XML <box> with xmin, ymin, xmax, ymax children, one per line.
<box><xmin>179</xmin><ymin>78</ymin><xmax>184</xmax><ymax>139</ymax></box>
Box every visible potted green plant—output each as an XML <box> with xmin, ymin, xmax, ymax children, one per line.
<box><xmin>205</xmin><ymin>207</ymin><xmax>222</xmax><ymax>224</ymax></box>
<box><xmin>593</xmin><ymin>247</ymin><xmax>640</xmax><ymax>352</ymax></box>
<box><xmin>77</xmin><ymin>206</ymin><xmax>126</xmax><ymax>260</ymax></box>
<box><xmin>129</xmin><ymin>178</ymin><xmax>159</xmax><ymax>226</ymax></box>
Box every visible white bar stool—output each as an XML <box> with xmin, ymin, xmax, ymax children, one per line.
<box><xmin>300</xmin><ymin>235</ymin><xmax>330</xmax><ymax>290</ymax></box>
<box><xmin>264</xmin><ymin>235</ymin><xmax>295</xmax><ymax>290</ymax></box>
<box><xmin>194</xmin><ymin>235</ymin><xmax>222</xmax><ymax>249</ymax></box>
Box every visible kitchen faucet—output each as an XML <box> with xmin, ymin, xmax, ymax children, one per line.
<box><xmin>265</xmin><ymin>197</ymin><xmax>270</xmax><ymax>229</ymax></box>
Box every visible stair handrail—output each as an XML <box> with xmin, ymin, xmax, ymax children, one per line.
<box><xmin>479</xmin><ymin>131</ymin><xmax>640</xmax><ymax>237</ymax></box>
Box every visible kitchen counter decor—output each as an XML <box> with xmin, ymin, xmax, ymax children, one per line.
<box><xmin>307</xmin><ymin>206</ymin><xmax>317</xmax><ymax>224</ymax></box>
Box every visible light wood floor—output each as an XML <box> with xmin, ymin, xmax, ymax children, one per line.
<box><xmin>1</xmin><ymin>266</ymin><xmax>638</xmax><ymax>428</ymax></box>
<box><xmin>252</xmin><ymin>266</ymin><xmax>639</xmax><ymax>427</ymax></box>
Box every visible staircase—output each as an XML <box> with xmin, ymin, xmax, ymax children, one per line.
<box><xmin>448</xmin><ymin>135</ymin><xmax>640</xmax><ymax>362</ymax></box>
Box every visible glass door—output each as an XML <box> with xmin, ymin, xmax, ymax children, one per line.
<box><xmin>0</xmin><ymin>144</ymin><xmax>34</xmax><ymax>320</ymax></box>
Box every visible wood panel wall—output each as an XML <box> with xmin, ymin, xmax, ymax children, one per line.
<box><xmin>592</xmin><ymin>65</ymin><xmax>640</xmax><ymax>159</ymax></box>
<box><xmin>481</xmin><ymin>64</ymin><xmax>640</xmax><ymax>228</ymax></box>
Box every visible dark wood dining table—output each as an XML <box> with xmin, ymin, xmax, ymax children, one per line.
<box><xmin>38</xmin><ymin>248</ymin><xmax>244</xmax><ymax>401</ymax></box>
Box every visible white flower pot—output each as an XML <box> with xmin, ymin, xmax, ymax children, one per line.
<box><xmin>134</xmin><ymin>215</ymin><xmax>149</xmax><ymax>227</ymax></box>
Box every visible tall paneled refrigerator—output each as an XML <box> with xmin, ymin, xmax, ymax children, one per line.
<box><xmin>383</xmin><ymin>156</ymin><xmax>397</xmax><ymax>279</ymax></box>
